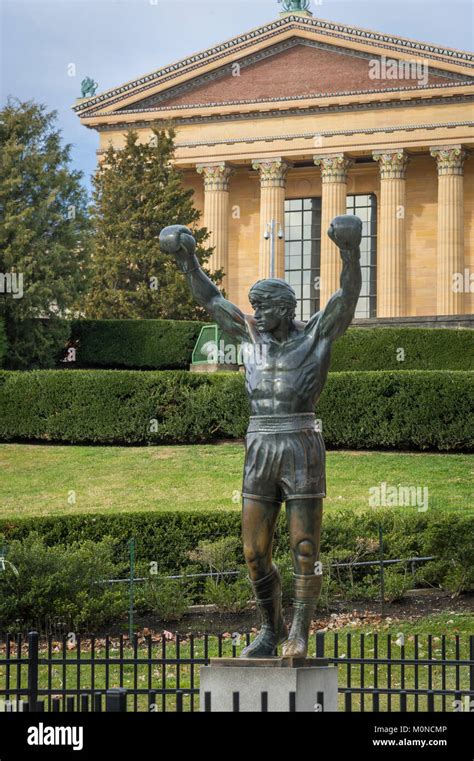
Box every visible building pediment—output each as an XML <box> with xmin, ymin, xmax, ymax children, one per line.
<box><xmin>74</xmin><ymin>14</ymin><xmax>474</xmax><ymax>124</ymax></box>
<box><xmin>115</xmin><ymin>37</ymin><xmax>465</xmax><ymax>113</ymax></box>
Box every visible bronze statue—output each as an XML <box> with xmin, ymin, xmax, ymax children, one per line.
<box><xmin>80</xmin><ymin>77</ymin><xmax>98</xmax><ymax>98</ymax></box>
<box><xmin>160</xmin><ymin>215</ymin><xmax>362</xmax><ymax>658</ymax></box>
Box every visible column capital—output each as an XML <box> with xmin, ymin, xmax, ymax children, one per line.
<box><xmin>372</xmin><ymin>150</ymin><xmax>408</xmax><ymax>179</ymax></box>
<box><xmin>430</xmin><ymin>146</ymin><xmax>467</xmax><ymax>176</ymax></box>
<box><xmin>252</xmin><ymin>158</ymin><xmax>292</xmax><ymax>188</ymax></box>
<box><xmin>313</xmin><ymin>153</ymin><xmax>353</xmax><ymax>183</ymax></box>
<box><xmin>196</xmin><ymin>162</ymin><xmax>233</xmax><ymax>191</ymax></box>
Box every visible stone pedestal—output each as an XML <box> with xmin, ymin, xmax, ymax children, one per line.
<box><xmin>200</xmin><ymin>658</ymin><xmax>338</xmax><ymax>712</ymax></box>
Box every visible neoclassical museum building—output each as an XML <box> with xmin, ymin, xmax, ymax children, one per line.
<box><xmin>75</xmin><ymin>3</ymin><xmax>474</xmax><ymax>324</ymax></box>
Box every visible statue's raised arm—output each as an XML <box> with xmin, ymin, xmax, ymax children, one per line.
<box><xmin>159</xmin><ymin>225</ymin><xmax>249</xmax><ymax>341</ymax></box>
<box><xmin>317</xmin><ymin>214</ymin><xmax>363</xmax><ymax>341</ymax></box>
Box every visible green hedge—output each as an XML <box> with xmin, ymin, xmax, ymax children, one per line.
<box><xmin>6</xmin><ymin>319</ymin><xmax>472</xmax><ymax>371</ymax></box>
<box><xmin>0</xmin><ymin>369</ymin><xmax>248</xmax><ymax>444</ymax></box>
<box><xmin>0</xmin><ymin>318</ymin><xmax>6</xmax><ymax>367</ymax></box>
<box><xmin>0</xmin><ymin>534</ymin><xmax>126</xmax><ymax>633</ymax></box>
<box><xmin>0</xmin><ymin>509</ymin><xmax>471</xmax><ymax>579</ymax></box>
<box><xmin>317</xmin><ymin>370</ymin><xmax>473</xmax><ymax>451</ymax></box>
<box><xmin>0</xmin><ymin>510</ymin><xmax>471</xmax><ymax>630</ymax></box>
<box><xmin>0</xmin><ymin>369</ymin><xmax>472</xmax><ymax>450</ymax></box>
<box><xmin>332</xmin><ymin>328</ymin><xmax>474</xmax><ymax>371</ymax></box>
<box><xmin>69</xmin><ymin>319</ymin><xmax>204</xmax><ymax>369</ymax></box>
<box><xmin>7</xmin><ymin>319</ymin><xmax>473</xmax><ymax>372</ymax></box>
<box><xmin>68</xmin><ymin>323</ymin><xmax>474</xmax><ymax>371</ymax></box>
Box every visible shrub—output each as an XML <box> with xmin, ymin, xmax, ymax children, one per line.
<box><xmin>415</xmin><ymin>513</ymin><xmax>474</xmax><ymax>597</ymax></box>
<box><xmin>0</xmin><ymin>318</ymin><xmax>6</xmax><ymax>367</ymax></box>
<box><xmin>317</xmin><ymin>370</ymin><xmax>473</xmax><ymax>451</ymax></box>
<box><xmin>135</xmin><ymin>578</ymin><xmax>191</xmax><ymax>622</ymax></box>
<box><xmin>4</xmin><ymin>318</ymin><xmax>70</xmax><ymax>370</ymax></box>
<box><xmin>187</xmin><ymin>537</ymin><xmax>243</xmax><ymax>579</ymax></box>
<box><xmin>66</xmin><ymin>324</ymin><xmax>474</xmax><ymax>372</ymax></box>
<box><xmin>201</xmin><ymin>576</ymin><xmax>251</xmax><ymax>613</ymax></box>
<box><xmin>0</xmin><ymin>509</ymin><xmax>471</xmax><ymax>629</ymax></box>
<box><xmin>0</xmin><ymin>533</ymin><xmax>126</xmax><ymax>633</ymax></box>
<box><xmin>333</xmin><ymin>328</ymin><xmax>474</xmax><ymax>371</ymax></box>
<box><xmin>188</xmin><ymin>536</ymin><xmax>249</xmax><ymax>613</ymax></box>
<box><xmin>0</xmin><ymin>369</ymin><xmax>249</xmax><ymax>444</ymax></box>
<box><xmin>0</xmin><ymin>509</ymin><xmax>471</xmax><ymax>588</ymax></box>
<box><xmin>69</xmin><ymin>319</ymin><xmax>205</xmax><ymax>369</ymax></box>
<box><xmin>0</xmin><ymin>512</ymin><xmax>244</xmax><ymax>575</ymax></box>
<box><xmin>0</xmin><ymin>369</ymin><xmax>472</xmax><ymax>450</ymax></box>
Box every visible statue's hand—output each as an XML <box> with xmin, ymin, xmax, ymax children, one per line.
<box><xmin>328</xmin><ymin>215</ymin><xmax>362</xmax><ymax>253</ymax></box>
<box><xmin>159</xmin><ymin>225</ymin><xmax>197</xmax><ymax>272</ymax></box>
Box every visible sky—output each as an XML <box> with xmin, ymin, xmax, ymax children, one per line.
<box><xmin>1</xmin><ymin>0</ymin><xmax>473</xmax><ymax>194</ymax></box>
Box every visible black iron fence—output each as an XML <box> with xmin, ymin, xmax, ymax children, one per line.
<box><xmin>0</xmin><ymin>631</ymin><xmax>473</xmax><ymax>712</ymax></box>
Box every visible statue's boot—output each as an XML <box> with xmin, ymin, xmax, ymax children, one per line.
<box><xmin>281</xmin><ymin>574</ymin><xmax>322</xmax><ymax>658</ymax></box>
<box><xmin>240</xmin><ymin>565</ymin><xmax>288</xmax><ymax>658</ymax></box>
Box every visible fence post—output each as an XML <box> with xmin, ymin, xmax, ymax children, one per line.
<box><xmin>232</xmin><ymin>692</ymin><xmax>240</xmax><ymax>712</ymax></box>
<box><xmin>470</xmin><ymin>636</ymin><xmax>474</xmax><ymax>696</ymax></box>
<box><xmin>400</xmin><ymin>690</ymin><xmax>407</xmax><ymax>712</ymax></box>
<box><xmin>378</xmin><ymin>525</ymin><xmax>385</xmax><ymax>617</ymax></box>
<box><xmin>316</xmin><ymin>691</ymin><xmax>324</xmax><ymax>712</ymax></box>
<box><xmin>106</xmin><ymin>688</ymin><xmax>127</xmax><ymax>712</ymax></box>
<box><xmin>427</xmin><ymin>690</ymin><xmax>435</xmax><ymax>712</ymax></box>
<box><xmin>27</xmin><ymin>631</ymin><xmax>39</xmax><ymax>712</ymax></box>
<box><xmin>128</xmin><ymin>538</ymin><xmax>135</xmax><ymax>642</ymax></box>
<box><xmin>316</xmin><ymin>631</ymin><xmax>325</xmax><ymax>658</ymax></box>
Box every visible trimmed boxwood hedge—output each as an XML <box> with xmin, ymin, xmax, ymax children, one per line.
<box><xmin>331</xmin><ymin>328</ymin><xmax>474</xmax><ymax>371</ymax></box>
<box><xmin>69</xmin><ymin>319</ymin><xmax>205</xmax><ymax>370</ymax></box>
<box><xmin>0</xmin><ymin>509</ymin><xmax>471</xmax><ymax>578</ymax></box>
<box><xmin>66</xmin><ymin>322</ymin><xmax>473</xmax><ymax>371</ymax></box>
<box><xmin>1</xmin><ymin>509</ymin><xmax>471</xmax><ymax>631</ymax></box>
<box><xmin>318</xmin><ymin>370</ymin><xmax>474</xmax><ymax>451</ymax></box>
<box><xmin>0</xmin><ymin>318</ymin><xmax>6</xmax><ymax>367</ymax></box>
<box><xmin>0</xmin><ymin>369</ymin><xmax>472</xmax><ymax>450</ymax></box>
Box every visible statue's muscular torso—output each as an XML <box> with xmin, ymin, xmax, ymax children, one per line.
<box><xmin>242</xmin><ymin>316</ymin><xmax>331</xmax><ymax>416</ymax></box>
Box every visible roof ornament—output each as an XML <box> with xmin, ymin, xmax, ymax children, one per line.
<box><xmin>279</xmin><ymin>0</ymin><xmax>313</xmax><ymax>16</ymax></box>
<box><xmin>80</xmin><ymin>76</ymin><xmax>98</xmax><ymax>98</ymax></box>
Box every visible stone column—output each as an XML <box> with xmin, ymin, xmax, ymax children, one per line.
<box><xmin>372</xmin><ymin>150</ymin><xmax>409</xmax><ymax>317</ymax></box>
<box><xmin>313</xmin><ymin>154</ymin><xmax>353</xmax><ymax>308</ymax></box>
<box><xmin>196</xmin><ymin>163</ymin><xmax>233</xmax><ymax>278</ymax></box>
<box><xmin>430</xmin><ymin>146</ymin><xmax>467</xmax><ymax>315</ymax></box>
<box><xmin>252</xmin><ymin>159</ymin><xmax>291</xmax><ymax>279</ymax></box>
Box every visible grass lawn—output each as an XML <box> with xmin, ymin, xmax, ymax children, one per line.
<box><xmin>0</xmin><ymin>443</ymin><xmax>471</xmax><ymax>518</ymax></box>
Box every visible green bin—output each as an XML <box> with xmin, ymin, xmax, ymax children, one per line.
<box><xmin>191</xmin><ymin>324</ymin><xmax>240</xmax><ymax>366</ymax></box>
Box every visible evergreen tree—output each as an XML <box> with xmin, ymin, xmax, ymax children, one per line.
<box><xmin>85</xmin><ymin>127</ymin><xmax>220</xmax><ymax>320</ymax></box>
<box><xmin>0</xmin><ymin>99</ymin><xmax>91</xmax><ymax>368</ymax></box>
